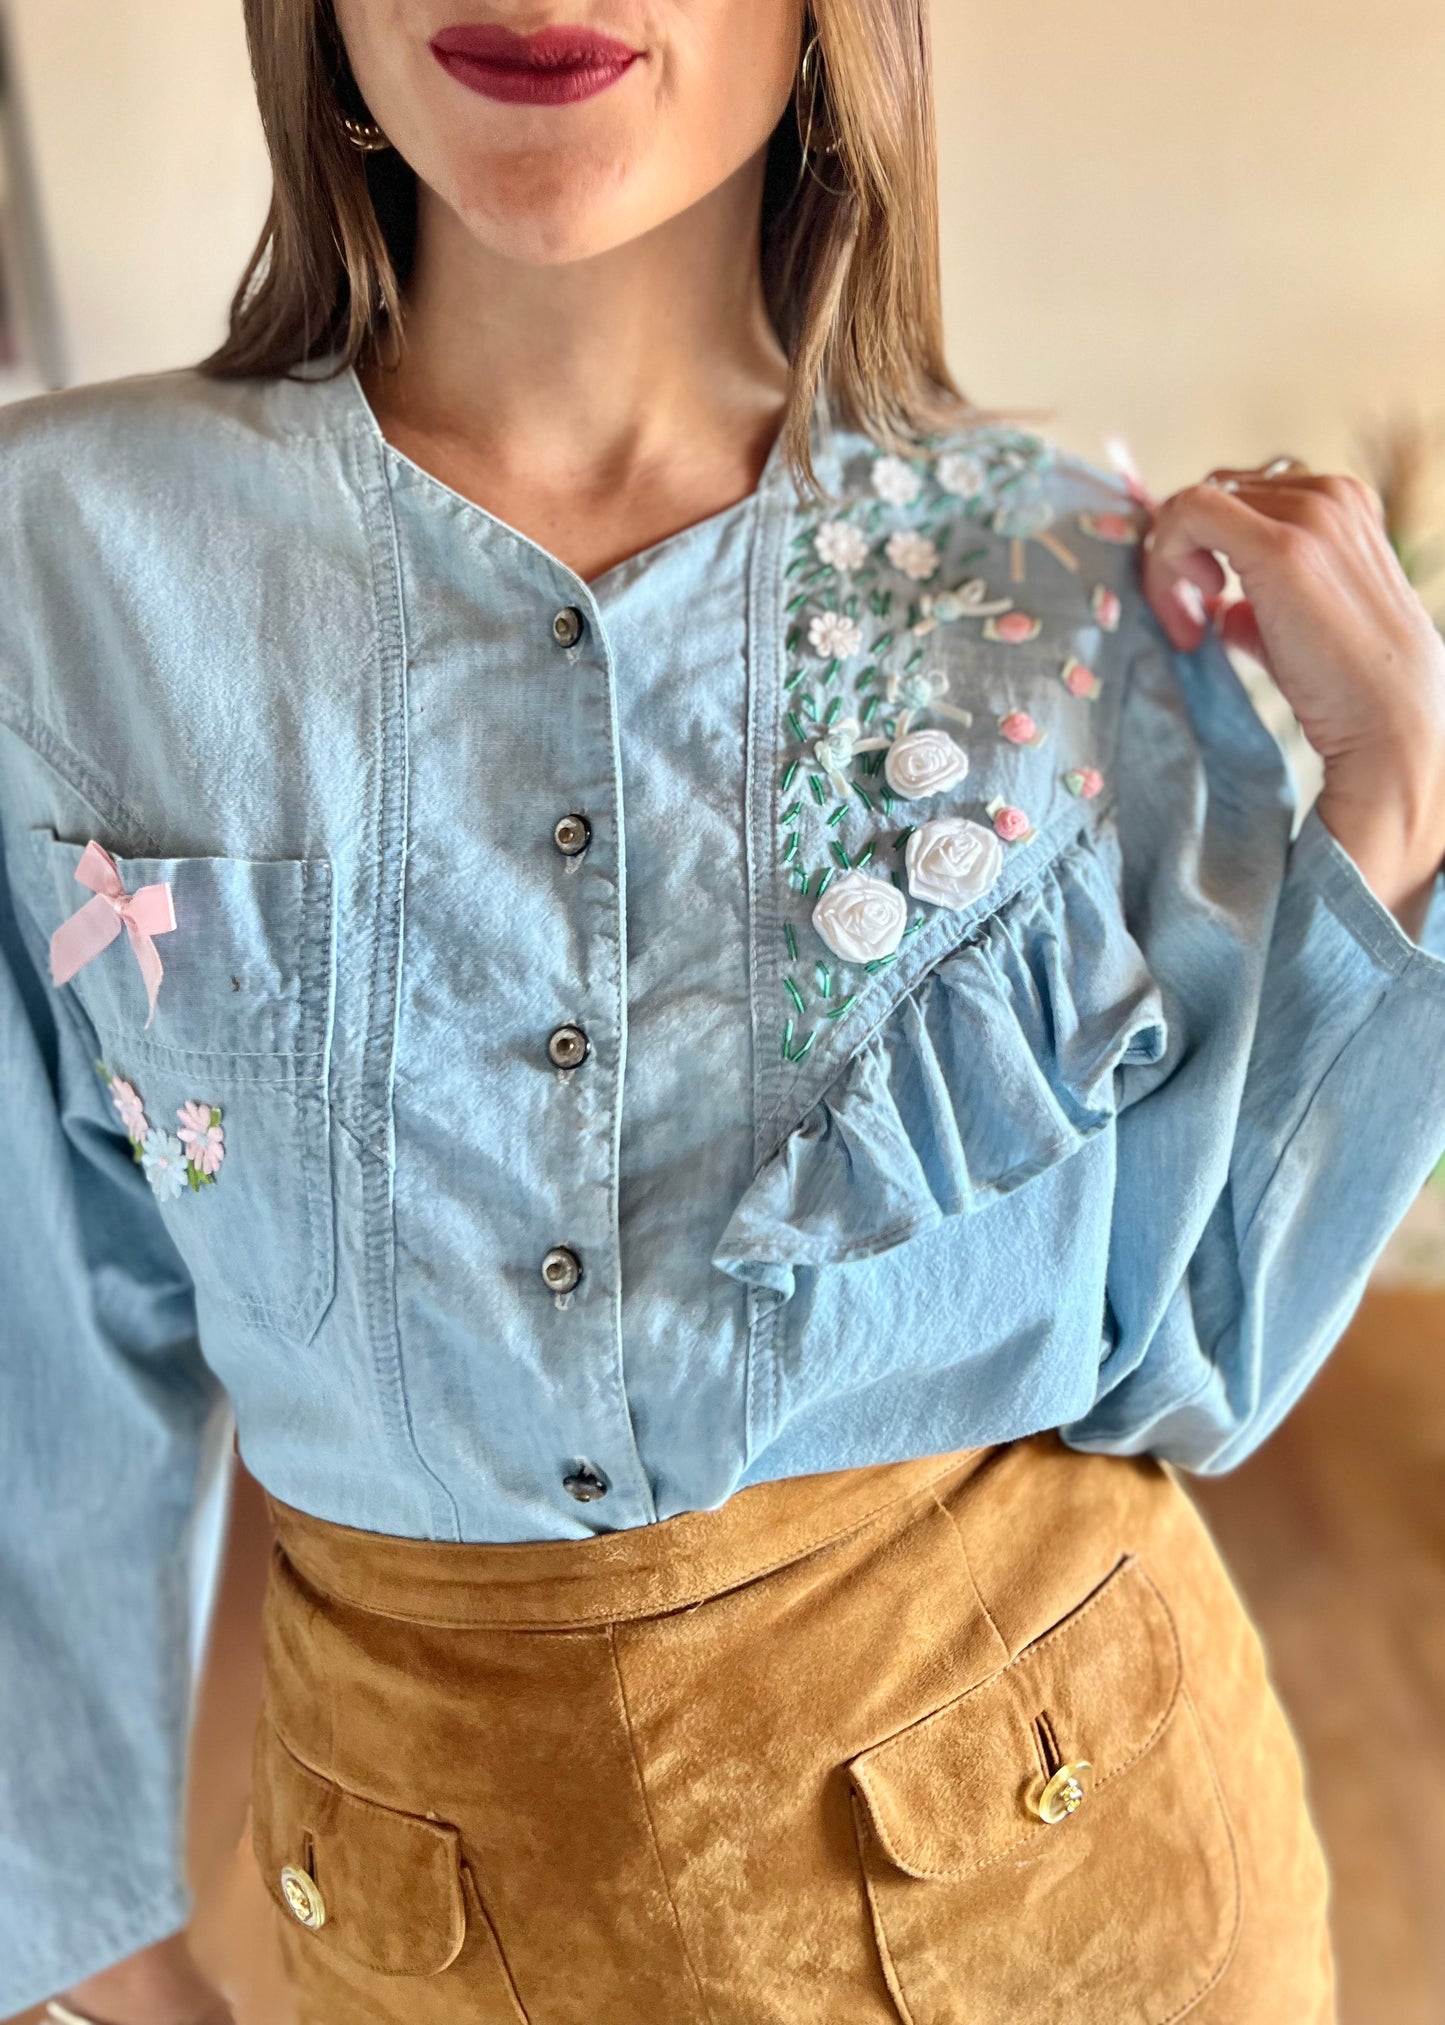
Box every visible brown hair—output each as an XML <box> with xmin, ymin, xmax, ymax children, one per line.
<box><xmin>201</xmin><ymin>0</ymin><xmax>1029</xmax><ymax>499</ymax></box>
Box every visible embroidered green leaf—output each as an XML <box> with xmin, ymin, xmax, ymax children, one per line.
<box><xmin>903</xmin><ymin>913</ymin><xmax>926</xmax><ymax>937</ymax></box>
<box><xmin>880</xmin><ymin>787</ymin><xmax>897</xmax><ymax>813</ymax></box>
<box><xmin>781</xmin><ymin>758</ymin><xmax>800</xmax><ymax>792</ymax></box>
<box><xmin>859</xmin><ymin>694</ymin><xmax>880</xmax><ymax>724</ymax></box>
<box><xmin>823</xmin><ymin>695</ymin><xmax>842</xmax><ymax>728</ymax></box>
<box><xmin>814</xmin><ymin>866</ymin><xmax>835</xmax><ymax>898</ymax></box>
<box><xmin>854</xmin><ymin>788</ymin><xmax>875</xmax><ymax>812</ymax></box>
<box><xmin>830</xmin><ymin>841</ymin><xmax>852</xmax><ymax>870</ymax></box>
<box><xmin>785</xmin><ymin>590</ymin><xmax>810</xmax><ymax>613</ymax></box>
<box><xmin>856</xmin><ymin>664</ymin><xmax>879</xmax><ymax>687</ymax></box>
<box><xmin>958</xmin><ymin>545</ymin><xmax>987</xmax><ymax>569</ymax></box>
<box><xmin>891</xmin><ymin>868</ymin><xmax>906</xmax><ymax>890</ymax></box>
<box><xmin>786</xmin><ymin>1028</ymin><xmax>817</xmax><ymax>1064</ymax></box>
<box><xmin>808</xmin><ymin>773</ymin><xmax>828</xmax><ymax>805</ymax></box>
<box><xmin>784</xmin><ymin>666</ymin><xmax>807</xmax><ymax>691</ymax></box>
<box><xmin>816</xmin><ymin>962</ymin><xmax>832</xmax><ymax>997</ymax></box>
<box><xmin>825</xmin><ymin>993</ymin><xmax>858</xmax><ymax>1020</ymax></box>
<box><xmin>894</xmin><ymin>824</ymin><xmax>916</xmax><ymax>852</ymax></box>
<box><xmin>844</xmin><ymin>594</ymin><xmax>859</xmax><ymax>618</ymax></box>
<box><xmin>905</xmin><ymin>647</ymin><xmax>924</xmax><ymax>671</ymax></box>
<box><xmin>786</xmin><ymin>711</ymin><xmax>808</xmax><ymax>744</ymax></box>
<box><xmin>798</xmin><ymin>694</ymin><xmax>819</xmax><ymax>721</ymax></box>
<box><xmin>781</xmin><ymin>1018</ymin><xmax>795</xmax><ymax>1058</ymax></box>
<box><xmin>906</xmin><ymin>601</ymin><xmax>922</xmax><ymax>629</ymax></box>
<box><xmin>784</xmin><ymin>976</ymin><xmax>807</xmax><ymax>1017</ymax></box>
<box><xmin>864</xmin><ymin>954</ymin><xmax>897</xmax><ymax>973</ymax></box>
<box><xmin>826</xmin><ymin>804</ymin><xmax>849</xmax><ymax>828</ymax></box>
<box><xmin>781</xmin><ymin>801</ymin><xmax>803</xmax><ymax>828</ymax></box>
<box><xmin>784</xmin><ymin>921</ymin><xmax>798</xmax><ymax>961</ymax></box>
<box><xmin>854</xmin><ymin>842</ymin><xmax>875</xmax><ymax>868</ymax></box>
<box><xmin>782</xmin><ymin>832</ymin><xmax>800</xmax><ymax>864</ymax></box>
<box><xmin>873</xmin><ymin>631</ymin><xmax>896</xmax><ymax>656</ymax></box>
<box><xmin>785</xmin><ymin>625</ymin><xmax>801</xmax><ymax>653</ymax></box>
<box><xmin>823</xmin><ymin>658</ymin><xmax>841</xmax><ymax>685</ymax></box>
<box><xmin>188</xmin><ymin>1166</ymin><xmax>201</xmax><ymax>1192</ymax></box>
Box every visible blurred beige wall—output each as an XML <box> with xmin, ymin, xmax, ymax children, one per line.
<box><xmin>6</xmin><ymin>0</ymin><xmax>1445</xmax><ymax>504</ymax></box>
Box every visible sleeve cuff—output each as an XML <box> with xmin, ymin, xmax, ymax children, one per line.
<box><xmin>1291</xmin><ymin>798</ymin><xmax>1445</xmax><ymax>998</ymax></box>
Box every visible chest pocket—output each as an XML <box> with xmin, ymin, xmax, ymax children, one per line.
<box><xmin>22</xmin><ymin>824</ymin><xmax>337</xmax><ymax>1347</ymax></box>
<box><xmin>847</xmin><ymin>1557</ymin><xmax>1241</xmax><ymax>2025</ymax></box>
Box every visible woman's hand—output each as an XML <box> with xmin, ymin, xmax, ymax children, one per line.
<box><xmin>55</xmin><ymin>1930</ymin><xmax>234</xmax><ymax>2025</ymax></box>
<box><xmin>1140</xmin><ymin>456</ymin><xmax>1445</xmax><ymax>939</ymax></box>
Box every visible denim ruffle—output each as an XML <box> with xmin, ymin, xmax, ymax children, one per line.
<box><xmin>712</xmin><ymin>826</ymin><xmax>1170</xmax><ymax>1300</ymax></box>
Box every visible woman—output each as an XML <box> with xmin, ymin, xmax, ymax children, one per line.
<box><xmin>4</xmin><ymin>0</ymin><xmax>1444</xmax><ymax>2019</ymax></box>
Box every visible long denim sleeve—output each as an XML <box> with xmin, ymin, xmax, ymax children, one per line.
<box><xmin>1061</xmin><ymin>611</ymin><xmax>1445</xmax><ymax>1469</ymax></box>
<box><xmin>0</xmin><ymin>817</ymin><xmax>225</xmax><ymax>2003</ymax></box>
<box><xmin>1</xmin><ymin>360</ymin><xmax>1442</xmax><ymax>2004</ymax></box>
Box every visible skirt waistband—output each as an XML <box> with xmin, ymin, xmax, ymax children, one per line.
<box><xmin>264</xmin><ymin>1445</ymin><xmax>992</xmax><ymax>1629</ymax></box>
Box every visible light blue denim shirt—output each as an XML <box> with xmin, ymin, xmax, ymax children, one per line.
<box><xmin>2</xmin><ymin>358</ymin><xmax>1444</xmax><ymax>2003</ymax></box>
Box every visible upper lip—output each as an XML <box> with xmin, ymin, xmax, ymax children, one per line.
<box><xmin>430</xmin><ymin>22</ymin><xmax>641</xmax><ymax>66</ymax></box>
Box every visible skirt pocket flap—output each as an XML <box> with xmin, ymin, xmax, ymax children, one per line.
<box><xmin>251</xmin><ymin>1714</ymin><xmax>468</xmax><ymax>1978</ymax></box>
<box><xmin>849</xmin><ymin>1555</ymin><xmax>1180</xmax><ymax>1880</ymax></box>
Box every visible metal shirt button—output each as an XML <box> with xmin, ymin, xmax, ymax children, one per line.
<box><xmin>541</xmin><ymin>1245</ymin><xmax>582</xmax><ymax>1294</ymax></box>
<box><xmin>279</xmin><ymin>1864</ymin><xmax>327</xmax><ymax>1930</ymax></box>
<box><xmin>553</xmin><ymin>813</ymin><xmax>591</xmax><ymax>857</ymax></box>
<box><xmin>563</xmin><ymin>1462</ymin><xmax>609</xmax><ymax>1502</ymax></box>
<box><xmin>1035</xmin><ymin>1759</ymin><xmax>1094</xmax><ymax>1824</ymax></box>
<box><xmin>552</xmin><ymin>605</ymin><xmax>585</xmax><ymax>649</ymax></box>
<box><xmin>547</xmin><ymin>1024</ymin><xmax>590</xmax><ymax>1070</ymax></box>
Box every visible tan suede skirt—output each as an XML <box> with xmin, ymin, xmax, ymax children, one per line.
<box><xmin>253</xmin><ymin>1433</ymin><xmax>1336</xmax><ymax>2024</ymax></box>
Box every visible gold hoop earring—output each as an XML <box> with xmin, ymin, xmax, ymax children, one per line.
<box><xmin>793</xmin><ymin>26</ymin><xmax>847</xmax><ymax>198</ymax></box>
<box><xmin>341</xmin><ymin>114</ymin><xmax>391</xmax><ymax>154</ymax></box>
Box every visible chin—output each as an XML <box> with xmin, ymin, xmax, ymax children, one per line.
<box><xmin>449</xmin><ymin>155</ymin><xmax>662</xmax><ymax>265</ymax></box>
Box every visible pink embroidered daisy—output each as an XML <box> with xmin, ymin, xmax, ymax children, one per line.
<box><xmin>1064</xmin><ymin>766</ymin><xmax>1105</xmax><ymax>799</ymax></box>
<box><xmin>176</xmin><ymin>1100</ymin><xmax>225</xmax><ymax>1177</ymax></box>
<box><xmin>999</xmin><ymin>709</ymin><xmax>1045</xmax><ymax>747</ymax></box>
<box><xmin>108</xmin><ymin>1076</ymin><xmax>148</xmax><ymax>1142</ymax></box>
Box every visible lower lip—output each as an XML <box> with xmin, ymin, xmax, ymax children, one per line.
<box><xmin>431</xmin><ymin>46</ymin><xmax>638</xmax><ymax>105</ymax></box>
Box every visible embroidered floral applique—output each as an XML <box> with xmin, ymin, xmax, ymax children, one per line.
<box><xmin>985</xmin><ymin>795</ymin><xmax>1038</xmax><ymax>844</ymax></box>
<box><xmin>999</xmin><ymin>709</ymin><xmax>1047</xmax><ymax>748</ymax></box>
<box><xmin>983</xmin><ymin>611</ymin><xmax>1043</xmax><ymax>644</ymax></box>
<box><xmin>1076</xmin><ymin>509</ymin><xmax>1145</xmax><ymax>546</ymax></box>
<box><xmin>94</xmin><ymin>1061</ymin><xmax>225</xmax><ymax>1196</ymax></box>
<box><xmin>1063</xmin><ymin>767</ymin><xmax>1105</xmax><ymax>800</ymax></box>
<box><xmin>883</xmin><ymin>529</ymin><xmax>940</xmax><ymax>582</ymax></box>
<box><xmin>1060</xmin><ymin>657</ymin><xmax>1103</xmax><ymax>700</ymax></box>
<box><xmin>772</xmin><ymin>423</ymin><xmax>1119</xmax><ymax>1063</ymax></box>
<box><xmin>176</xmin><ymin>1099</ymin><xmax>226</xmax><ymax>1179</ymax></box>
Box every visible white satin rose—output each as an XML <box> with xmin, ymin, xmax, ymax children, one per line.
<box><xmin>812</xmin><ymin>870</ymin><xmax>908</xmax><ymax>964</ymax></box>
<box><xmin>884</xmin><ymin>727</ymin><xmax>969</xmax><ymax>800</ymax></box>
<box><xmin>904</xmin><ymin>817</ymin><xmax>1004</xmax><ymax>910</ymax></box>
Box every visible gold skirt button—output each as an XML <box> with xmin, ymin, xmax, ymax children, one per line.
<box><xmin>1035</xmin><ymin>1759</ymin><xmax>1095</xmax><ymax>1824</ymax></box>
<box><xmin>279</xmin><ymin>1863</ymin><xmax>327</xmax><ymax>1930</ymax></box>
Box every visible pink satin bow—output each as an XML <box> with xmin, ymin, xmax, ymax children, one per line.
<box><xmin>48</xmin><ymin>839</ymin><xmax>177</xmax><ymax>1029</ymax></box>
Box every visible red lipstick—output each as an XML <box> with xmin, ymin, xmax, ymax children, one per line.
<box><xmin>430</xmin><ymin>22</ymin><xmax>642</xmax><ymax>105</ymax></box>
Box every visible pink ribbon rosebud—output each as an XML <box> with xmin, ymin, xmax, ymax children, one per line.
<box><xmin>48</xmin><ymin>839</ymin><xmax>176</xmax><ymax>1029</ymax></box>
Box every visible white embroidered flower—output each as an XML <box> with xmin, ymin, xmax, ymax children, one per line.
<box><xmin>807</xmin><ymin>609</ymin><xmax>864</xmax><ymax>660</ymax></box>
<box><xmin>884</xmin><ymin>728</ymin><xmax>970</xmax><ymax>800</ymax></box>
<box><xmin>812</xmin><ymin>870</ymin><xmax>908</xmax><ymax>964</ymax></box>
<box><xmin>935</xmin><ymin>449</ymin><xmax>988</xmax><ymax>500</ymax></box>
<box><xmin>884</xmin><ymin>529</ymin><xmax>940</xmax><ymax>582</ymax></box>
<box><xmin>904</xmin><ymin>817</ymin><xmax>1004</xmax><ymax>910</ymax></box>
<box><xmin>813</xmin><ymin>519</ymin><xmax>870</xmax><ymax>571</ymax></box>
<box><xmin>870</xmin><ymin>454</ymin><xmax>923</xmax><ymax>507</ymax></box>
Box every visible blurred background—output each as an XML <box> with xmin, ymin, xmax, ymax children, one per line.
<box><xmin>2</xmin><ymin>1</ymin><xmax>1443</xmax><ymax>2020</ymax></box>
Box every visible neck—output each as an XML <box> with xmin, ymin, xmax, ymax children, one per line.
<box><xmin>360</xmin><ymin>151</ymin><xmax>793</xmax><ymax>502</ymax></box>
